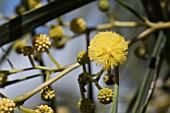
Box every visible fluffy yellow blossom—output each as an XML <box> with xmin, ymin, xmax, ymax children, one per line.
<box><xmin>88</xmin><ymin>32</ymin><xmax>128</xmax><ymax>70</ymax></box>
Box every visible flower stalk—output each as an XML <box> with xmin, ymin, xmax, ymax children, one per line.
<box><xmin>111</xmin><ymin>66</ymin><xmax>119</xmax><ymax>113</ymax></box>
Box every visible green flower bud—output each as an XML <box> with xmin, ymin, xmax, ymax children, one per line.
<box><xmin>103</xmin><ymin>74</ymin><xmax>115</xmax><ymax>85</ymax></box>
<box><xmin>49</xmin><ymin>25</ymin><xmax>64</xmax><ymax>41</ymax></box>
<box><xmin>77</xmin><ymin>99</ymin><xmax>94</xmax><ymax>113</ymax></box>
<box><xmin>78</xmin><ymin>73</ymin><xmax>91</xmax><ymax>85</ymax></box>
<box><xmin>98</xmin><ymin>0</ymin><xmax>110</xmax><ymax>12</ymax></box>
<box><xmin>22</xmin><ymin>46</ymin><xmax>34</xmax><ymax>56</ymax></box>
<box><xmin>70</xmin><ymin>18</ymin><xmax>86</xmax><ymax>34</ymax></box>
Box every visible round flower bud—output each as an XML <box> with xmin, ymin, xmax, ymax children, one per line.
<box><xmin>35</xmin><ymin>105</ymin><xmax>54</xmax><ymax>113</ymax></box>
<box><xmin>77</xmin><ymin>51</ymin><xmax>90</xmax><ymax>65</ymax></box>
<box><xmin>78</xmin><ymin>73</ymin><xmax>91</xmax><ymax>85</ymax></box>
<box><xmin>135</xmin><ymin>46</ymin><xmax>148</xmax><ymax>59</ymax></box>
<box><xmin>77</xmin><ymin>99</ymin><xmax>94</xmax><ymax>113</ymax></box>
<box><xmin>98</xmin><ymin>0</ymin><xmax>110</xmax><ymax>12</ymax></box>
<box><xmin>103</xmin><ymin>74</ymin><xmax>115</xmax><ymax>85</ymax></box>
<box><xmin>32</xmin><ymin>34</ymin><xmax>51</xmax><ymax>52</ymax></box>
<box><xmin>98</xmin><ymin>88</ymin><xmax>113</xmax><ymax>104</ymax></box>
<box><xmin>13</xmin><ymin>40</ymin><xmax>27</xmax><ymax>54</ymax></box>
<box><xmin>0</xmin><ymin>71</ymin><xmax>8</xmax><ymax>87</ymax></box>
<box><xmin>22</xmin><ymin>46</ymin><xmax>34</xmax><ymax>56</ymax></box>
<box><xmin>15</xmin><ymin>5</ymin><xmax>26</xmax><ymax>15</ymax></box>
<box><xmin>40</xmin><ymin>87</ymin><xmax>55</xmax><ymax>102</ymax></box>
<box><xmin>49</xmin><ymin>25</ymin><xmax>64</xmax><ymax>40</ymax></box>
<box><xmin>0</xmin><ymin>98</ymin><xmax>16</xmax><ymax>112</ymax></box>
<box><xmin>70</xmin><ymin>18</ymin><xmax>86</xmax><ymax>34</ymax></box>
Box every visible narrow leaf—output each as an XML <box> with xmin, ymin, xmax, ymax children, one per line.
<box><xmin>132</xmin><ymin>32</ymin><xmax>166</xmax><ymax>113</ymax></box>
<box><xmin>0</xmin><ymin>0</ymin><xmax>95</xmax><ymax>46</ymax></box>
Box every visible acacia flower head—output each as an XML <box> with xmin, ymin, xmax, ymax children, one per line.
<box><xmin>88</xmin><ymin>31</ymin><xmax>128</xmax><ymax>70</ymax></box>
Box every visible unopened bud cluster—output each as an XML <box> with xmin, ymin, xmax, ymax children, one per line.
<box><xmin>77</xmin><ymin>51</ymin><xmax>90</xmax><ymax>65</ymax></box>
<box><xmin>0</xmin><ymin>98</ymin><xmax>16</xmax><ymax>113</ymax></box>
<box><xmin>49</xmin><ymin>25</ymin><xmax>64</xmax><ymax>40</ymax></box>
<box><xmin>22</xmin><ymin>46</ymin><xmax>34</xmax><ymax>56</ymax></box>
<box><xmin>70</xmin><ymin>18</ymin><xmax>86</xmax><ymax>34</ymax></box>
<box><xmin>77</xmin><ymin>99</ymin><xmax>94</xmax><ymax>113</ymax></box>
<box><xmin>98</xmin><ymin>88</ymin><xmax>113</xmax><ymax>104</ymax></box>
<box><xmin>103</xmin><ymin>74</ymin><xmax>115</xmax><ymax>85</ymax></box>
<box><xmin>40</xmin><ymin>87</ymin><xmax>55</xmax><ymax>101</ymax></box>
<box><xmin>32</xmin><ymin>34</ymin><xmax>51</xmax><ymax>52</ymax></box>
<box><xmin>35</xmin><ymin>105</ymin><xmax>54</xmax><ymax>113</ymax></box>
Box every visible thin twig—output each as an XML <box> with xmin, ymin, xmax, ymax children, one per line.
<box><xmin>12</xmin><ymin>62</ymin><xmax>80</xmax><ymax>103</ymax></box>
<box><xmin>111</xmin><ymin>66</ymin><xmax>119</xmax><ymax>113</ymax></box>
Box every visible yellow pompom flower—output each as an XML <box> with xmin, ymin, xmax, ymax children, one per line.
<box><xmin>88</xmin><ymin>32</ymin><xmax>128</xmax><ymax>70</ymax></box>
<box><xmin>0</xmin><ymin>98</ymin><xmax>16</xmax><ymax>112</ymax></box>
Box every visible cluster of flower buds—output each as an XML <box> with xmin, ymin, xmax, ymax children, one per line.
<box><xmin>40</xmin><ymin>87</ymin><xmax>55</xmax><ymax>102</ymax></box>
<box><xmin>35</xmin><ymin>105</ymin><xmax>54</xmax><ymax>113</ymax></box>
<box><xmin>0</xmin><ymin>98</ymin><xmax>16</xmax><ymax>113</ymax></box>
<box><xmin>77</xmin><ymin>98</ymin><xmax>94</xmax><ymax>113</ymax></box>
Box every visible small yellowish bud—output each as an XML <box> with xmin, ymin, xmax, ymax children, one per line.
<box><xmin>70</xmin><ymin>18</ymin><xmax>86</xmax><ymax>34</ymax></box>
<box><xmin>22</xmin><ymin>46</ymin><xmax>34</xmax><ymax>56</ymax></box>
<box><xmin>49</xmin><ymin>25</ymin><xmax>64</xmax><ymax>40</ymax></box>
<box><xmin>13</xmin><ymin>40</ymin><xmax>27</xmax><ymax>54</ymax></box>
<box><xmin>32</xmin><ymin>34</ymin><xmax>51</xmax><ymax>53</ymax></box>
<box><xmin>0</xmin><ymin>98</ymin><xmax>16</xmax><ymax>112</ymax></box>
<box><xmin>98</xmin><ymin>88</ymin><xmax>113</xmax><ymax>104</ymax></box>
<box><xmin>35</xmin><ymin>105</ymin><xmax>54</xmax><ymax>113</ymax></box>
<box><xmin>98</xmin><ymin>0</ymin><xmax>110</xmax><ymax>12</ymax></box>
<box><xmin>40</xmin><ymin>87</ymin><xmax>55</xmax><ymax>102</ymax></box>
